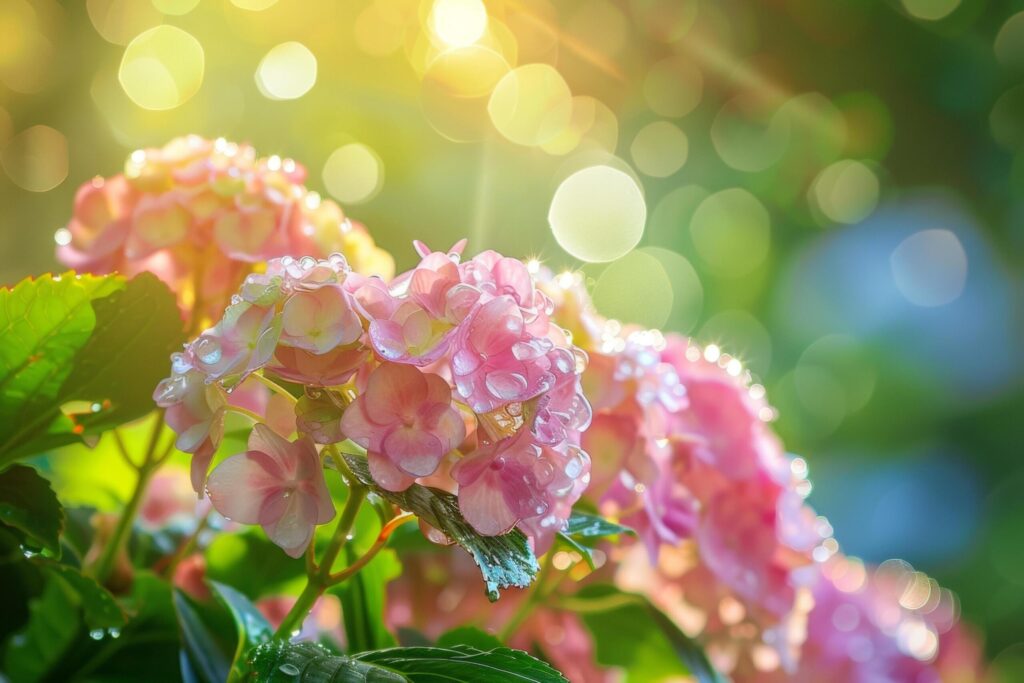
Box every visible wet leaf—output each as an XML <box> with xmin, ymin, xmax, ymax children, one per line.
<box><xmin>343</xmin><ymin>453</ymin><xmax>539</xmax><ymax>601</ymax></box>
<box><xmin>555</xmin><ymin>510</ymin><xmax>634</xmax><ymax>570</ymax></box>
<box><xmin>0</xmin><ymin>464</ymin><xmax>64</xmax><ymax>554</ymax></box>
<box><xmin>209</xmin><ymin>580</ymin><xmax>273</xmax><ymax>681</ymax></box>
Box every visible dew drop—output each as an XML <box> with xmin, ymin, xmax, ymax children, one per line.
<box><xmin>195</xmin><ymin>337</ymin><xmax>222</xmax><ymax>365</ymax></box>
<box><xmin>89</xmin><ymin>629</ymin><xmax>105</xmax><ymax>640</ymax></box>
<box><xmin>279</xmin><ymin>663</ymin><xmax>301</xmax><ymax>675</ymax></box>
<box><xmin>90</xmin><ymin>402</ymin><xmax>102</xmax><ymax>413</ymax></box>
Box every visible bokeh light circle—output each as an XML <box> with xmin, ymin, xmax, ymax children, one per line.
<box><xmin>643</xmin><ymin>56</ymin><xmax>703</xmax><ymax>118</ymax></box>
<box><xmin>689</xmin><ymin>188</ymin><xmax>771</xmax><ymax>276</ymax></box>
<box><xmin>811</xmin><ymin>159</ymin><xmax>880</xmax><ymax>225</ymax></box>
<box><xmin>119</xmin><ymin>26</ymin><xmax>205</xmax><ymax>111</ymax></box>
<box><xmin>995</xmin><ymin>12</ymin><xmax>1024</xmax><ymax>69</ymax></box>
<box><xmin>429</xmin><ymin>0</ymin><xmax>488</xmax><ymax>49</ymax></box>
<box><xmin>1</xmin><ymin>125</ymin><xmax>68</xmax><ymax>192</ymax></box>
<box><xmin>549</xmin><ymin>165</ymin><xmax>646</xmax><ymax>263</ymax></box>
<box><xmin>256</xmin><ymin>42</ymin><xmax>317</xmax><ymax>100</ymax></box>
<box><xmin>87</xmin><ymin>0</ymin><xmax>163</xmax><ymax>46</ymax></box>
<box><xmin>322</xmin><ymin>144</ymin><xmax>384</xmax><ymax>205</ymax></box>
<box><xmin>901</xmin><ymin>0</ymin><xmax>959</xmax><ymax>21</ymax></box>
<box><xmin>990</xmin><ymin>85</ymin><xmax>1024</xmax><ymax>150</ymax></box>
<box><xmin>630</xmin><ymin>121</ymin><xmax>689</xmax><ymax>177</ymax></box>
<box><xmin>152</xmin><ymin>0</ymin><xmax>201</xmax><ymax>15</ymax></box>
<box><xmin>711</xmin><ymin>96</ymin><xmax>791</xmax><ymax>172</ymax></box>
<box><xmin>592</xmin><ymin>250</ymin><xmax>673</xmax><ymax>329</ymax></box>
<box><xmin>231</xmin><ymin>0</ymin><xmax>278</xmax><ymax>10</ymax></box>
<box><xmin>540</xmin><ymin>95</ymin><xmax>598</xmax><ymax>156</ymax></box>
<box><xmin>421</xmin><ymin>46</ymin><xmax>509</xmax><ymax>142</ymax></box>
<box><xmin>890</xmin><ymin>229</ymin><xmax>968</xmax><ymax>307</ymax></box>
<box><xmin>641</xmin><ymin>246</ymin><xmax>703</xmax><ymax>333</ymax></box>
<box><xmin>698</xmin><ymin>310</ymin><xmax>772</xmax><ymax>375</ymax></box>
<box><xmin>488</xmin><ymin>64</ymin><xmax>572</xmax><ymax>146</ymax></box>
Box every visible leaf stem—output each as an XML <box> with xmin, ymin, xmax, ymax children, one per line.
<box><xmin>499</xmin><ymin>548</ymin><xmax>557</xmax><ymax>642</ymax></box>
<box><xmin>225</xmin><ymin>405</ymin><xmax>264</xmax><ymax>423</ymax></box>
<box><xmin>251</xmin><ymin>372</ymin><xmax>298</xmax><ymax>405</ymax></box>
<box><xmin>273</xmin><ymin>484</ymin><xmax>368</xmax><ymax>640</ymax></box>
<box><xmin>90</xmin><ymin>411</ymin><xmax>166</xmax><ymax>584</ymax></box>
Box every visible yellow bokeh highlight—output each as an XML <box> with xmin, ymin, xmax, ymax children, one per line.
<box><xmin>1</xmin><ymin>125</ymin><xmax>68</xmax><ymax>192</ymax></box>
<box><xmin>549</xmin><ymin>165</ymin><xmax>646</xmax><ymax>263</ymax></box>
<box><xmin>488</xmin><ymin>63</ymin><xmax>572</xmax><ymax>146</ymax></box>
<box><xmin>593</xmin><ymin>250</ymin><xmax>673</xmax><ymax>330</ymax></box>
<box><xmin>0</xmin><ymin>0</ymin><xmax>55</xmax><ymax>94</ymax></box>
<box><xmin>354</xmin><ymin>2</ymin><xmax>409</xmax><ymax>57</ymax></box>
<box><xmin>901</xmin><ymin>0</ymin><xmax>959</xmax><ymax>21</ymax></box>
<box><xmin>87</xmin><ymin>0</ymin><xmax>163</xmax><ymax>46</ymax></box>
<box><xmin>810</xmin><ymin>159</ymin><xmax>879</xmax><ymax>225</ymax></box>
<box><xmin>119</xmin><ymin>26</ymin><xmax>205</xmax><ymax>111</ymax></box>
<box><xmin>421</xmin><ymin>46</ymin><xmax>510</xmax><ymax>142</ymax></box>
<box><xmin>230</xmin><ymin>0</ymin><xmax>278</xmax><ymax>10</ymax></box>
<box><xmin>322</xmin><ymin>143</ymin><xmax>384</xmax><ymax>205</ymax></box>
<box><xmin>689</xmin><ymin>188</ymin><xmax>770</xmax><ymax>276</ymax></box>
<box><xmin>630</xmin><ymin>121</ymin><xmax>689</xmax><ymax>178</ymax></box>
<box><xmin>540</xmin><ymin>96</ymin><xmax>597</xmax><ymax>156</ymax></box>
<box><xmin>152</xmin><ymin>0</ymin><xmax>200</xmax><ymax>15</ymax></box>
<box><xmin>256</xmin><ymin>42</ymin><xmax>317</xmax><ymax>100</ymax></box>
<box><xmin>429</xmin><ymin>0</ymin><xmax>488</xmax><ymax>49</ymax></box>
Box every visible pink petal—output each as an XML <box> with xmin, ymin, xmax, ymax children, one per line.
<box><xmin>263</xmin><ymin>493</ymin><xmax>317</xmax><ymax>558</ymax></box>
<box><xmin>367</xmin><ymin>451</ymin><xmax>416</xmax><ymax>491</ymax></box>
<box><xmin>206</xmin><ymin>452</ymin><xmax>282</xmax><ymax>524</ymax></box>
<box><xmin>458</xmin><ymin>471</ymin><xmax>519</xmax><ymax>536</ymax></box>
<box><xmin>383</xmin><ymin>426</ymin><xmax>443</xmax><ymax>477</ymax></box>
<box><xmin>364</xmin><ymin>363</ymin><xmax>427</xmax><ymax>423</ymax></box>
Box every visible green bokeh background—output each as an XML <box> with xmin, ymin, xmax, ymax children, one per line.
<box><xmin>1</xmin><ymin>0</ymin><xmax>1022</xmax><ymax>668</ymax></box>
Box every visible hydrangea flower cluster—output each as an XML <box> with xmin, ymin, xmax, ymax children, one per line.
<box><xmin>733</xmin><ymin>555</ymin><xmax>989</xmax><ymax>683</ymax></box>
<box><xmin>57</xmin><ymin>135</ymin><xmax>394</xmax><ymax>326</ymax></box>
<box><xmin>541</xmin><ymin>270</ymin><xmax>829</xmax><ymax>675</ymax></box>
<box><xmin>155</xmin><ymin>244</ymin><xmax>592</xmax><ymax>558</ymax></box>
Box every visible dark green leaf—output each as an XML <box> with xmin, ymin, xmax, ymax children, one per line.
<box><xmin>0</xmin><ymin>463</ymin><xmax>64</xmax><ymax>554</ymax></box>
<box><xmin>2</xmin><ymin>574</ymin><xmax>80</xmax><ymax>682</ymax></box>
<box><xmin>60</xmin><ymin>271</ymin><xmax>185</xmax><ymax>435</ymax></box>
<box><xmin>436</xmin><ymin>627</ymin><xmax>503</xmax><ymax>651</ymax></box>
<box><xmin>561</xmin><ymin>511</ymin><xmax>634</xmax><ymax>539</ymax></box>
<box><xmin>555</xmin><ymin>511</ymin><xmax>634</xmax><ymax>571</ymax></box>
<box><xmin>575</xmin><ymin>584</ymin><xmax>724</xmax><ymax>683</ymax></box>
<box><xmin>0</xmin><ymin>272</ymin><xmax>123</xmax><ymax>461</ymax></box>
<box><xmin>331</xmin><ymin>543</ymin><xmax>399</xmax><ymax>653</ymax></box>
<box><xmin>209</xmin><ymin>580</ymin><xmax>273</xmax><ymax>681</ymax></box>
<box><xmin>175</xmin><ymin>589</ymin><xmax>232</xmax><ymax>683</ymax></box>
<box><xmin>343</xmin><ymin>453</ymin><xmax>539</xmax><ymax>601</ymax></box>
<box><xmin>37</xmin><ymin>560</ymin><xmax>126</xmax><ymax>629</ymax></box>
<box><xmin>247</xmin><ymin>641</ymin><xmax>568</xmax><ymax>682</ymax></box>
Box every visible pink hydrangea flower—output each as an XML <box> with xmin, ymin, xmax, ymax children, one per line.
<box><xmin>153</xmin><ymin>358</ymin><xmax>227</xmax><ymax>492</ymax></box>
<box><xmin>279</xmin><ymin>284</ymin><xmax>362</xmax><ymax>354</ymax></box>
<box><xmin>206</xmin><ymin>424</ymin><xmax>334</xmax><ymax>557</ymax></box>
<box><xmin>192</xmin><ymin>302</ymin><xmax>282</xmax><ymax>382</ymax></box>
<box><xmin>451</xmin><ymin>296</ymin><xmax>557</xmax><ymax>413</ymax></box>
<box><xmin>340</xmin><ymin>362</ymin><xmax>466</xmax><ymax>491</ymax></box>
<box><xmin>58</xmin><ymin>136</ymin><xmax>394</xmax><ymax>324</ymax></box>
<box><xmin>451</xmin><ymin>430</ymin><xmax>590</xmax><ymax>545</ymax></box>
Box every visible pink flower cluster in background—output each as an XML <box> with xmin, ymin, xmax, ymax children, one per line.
<box><xmin>156</xmin><ymin>243</ymin><xmax>592</xmax><ymax>557</ymax></box>
<box><xmin>543</xmin><ymin>270</ymin><xmax>826</xmax><ymax>676</ymax></box>
<box><xmin>56</xmin><ymin>135</ymin><xmax>394</xmax><ymax>327</ymax></box>
<box><xmin>733</xmin><ymin>555</ymin><xmax>990</xmax><ymax>683</ymax></box>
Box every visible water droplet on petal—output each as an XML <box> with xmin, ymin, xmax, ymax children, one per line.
<box><xmin>279</xmin><ymin>663</ymin><xmax>301</xmax><ymax>675</ymax></box>
<box><xmin>485</xmin><ymin>371</ymin><xmax>528</xmax><ymax>399</ymax></box>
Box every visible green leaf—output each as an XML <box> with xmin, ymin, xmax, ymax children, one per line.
<box><xmin>332</xmin><ymin>543</ymin><xmax>399</xmax><ymax>653</ymax></box>
<box><xmin>343</xmin><ymin>453</ymin><xmax>539</xmax><ymax>601</ymax></box>
<box><xmin>2</xmin><ymin>573</ymin><xmax>80</xmax><ymax>682</ymax></box>
<box><xmin>205</xmin><ymin>528</ymin><xmax>307</xmax><ymax>599</ymax></box>
<box><xmin>174</xmin><ymin>589</ymin><xmax>232</xmax><ymax>683</ymax></box>
<box><xmin>209</xmin><ymin>580</ymin><xmax>273</xmax><ymax>681</ymax></box>
<box><xmin>562</xmin><ymin>510</ymin><xmax>634</xmax><ymax>539</ymax></box>
<box><xmin>0</xmin><ymin>272</ymin><xmax>123</xmax><ymax>461</ymax></box>
<box><xmin>59</xmin><ymin>271</ymin><xmax>185</xmax><ymax>435</ymax></box>
<box><xmin>436</xmin><ymin>626</ymin><xmax>503</xmax><ymax>651</ymax></box>
<box><xmin>0</xmin><ymin>272</ymin><xmax>185</xmax><ymax>463</ymax></box>
<box><xmin>555</xmin><ymin>510</ymin><xmax>634</xmax><ymax>571</ymax></box>
<box><xmin>37</xmin><ymin>560</ymin><xmax>126</xmax><ymax>629</ymax></box>
<box><xmin>575</xmin><ymin>585</ymin><xmax>724</xmax><ymax>683</ymax></box>
<box><xmin>247</xmin><ymin>641</ymin><xmax>568</xmax><ymax>682</ymax></box>
<box><xmin>0</xmin><ymin>463</ymin><xmax>64</xmax><ymax>554</ymax></box>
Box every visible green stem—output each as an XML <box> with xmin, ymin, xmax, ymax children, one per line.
<box><xmin>91</xmin><ymin>412</ymin><xmax>166</xmax><ymax>584</ymax></box>
<box><xmin>251</xmin><ymin>372</ymin><xmax>298</xmax><ymax>405</ymax></box>
<box><xmin>273</xmin><ymin>485</ymin><xmax>367</xmax><ymax>640</ymax></box>
<box><xmin>499</xmin><ymin>549</ymin><xmax>557</xmax><ymax>641</ymax></box>
<box><xmin>225</xmin><ymin>405</ymin><xmax>264</xmax><ymax>423</ymax></box>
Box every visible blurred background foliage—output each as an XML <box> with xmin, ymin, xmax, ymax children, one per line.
<box><xmin>1</xmin><ymin>0</ymin><xmax>1023</xmax><ymax>669</ymax></box>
